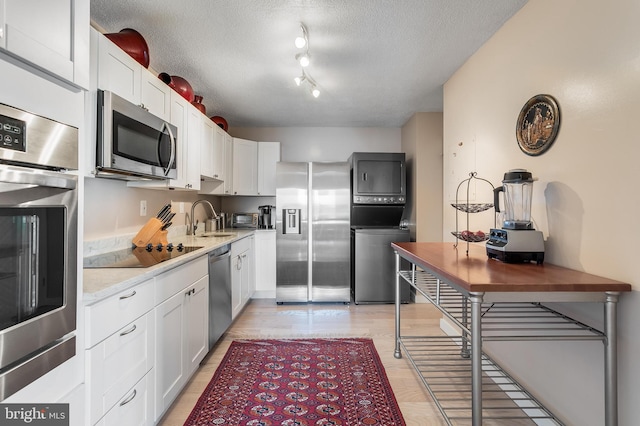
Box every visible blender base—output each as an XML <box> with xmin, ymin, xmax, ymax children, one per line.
<box><xmin>486</xmin><ymin>228</ymin><xmax>545</xmax><ymax>264</ymax></box>
<box><xmin>487</xmin><ymin>247</ymin><xmax>544</xmax><ymax>264</ymax></box>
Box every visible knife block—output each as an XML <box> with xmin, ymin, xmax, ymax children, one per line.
<box><xmin>132</xmin><ymin>218</ymin><xmax>169</xmax><ymax>247</ymax></box>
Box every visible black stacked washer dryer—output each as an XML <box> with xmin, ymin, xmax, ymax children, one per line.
<box><xmin>348</xmin><ymin>152</ymin><xmax>412</xmax><ymax>304</ymax></box>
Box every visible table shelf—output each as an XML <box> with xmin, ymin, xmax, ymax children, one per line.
<box><xmin>399</xmin><ymin>270</ymin><xmax>606</xmax><ymax>342</ymax></box>
<box><xmin>399</xmin><ymin>335</ymin><xmax>563</xmax><ymax>425</ymax></box>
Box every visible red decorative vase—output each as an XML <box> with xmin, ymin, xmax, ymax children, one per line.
<box><xmin>210</xmin><ymin>116</ymin><xmax>228</xmax><ymax>131</ymax></box>
<box><xmin>105</xmin><ymin>28</ymin><xmax>150</xmax><ymax>68</ymax></box>
<box><xmin>191</xmin><ymin>95</ymin><xmax>206</xmax><ymax>114</ymax></box>
<box><xmin>157</xmin><ymin>73</ymin><xmax>194</xmax><ymax>103</ymax></box>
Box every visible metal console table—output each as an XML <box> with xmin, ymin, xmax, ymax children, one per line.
<box><xmin>392</xmin><ymin>242</ymin><xmax>631</xmax><ymax>426</ymax></box>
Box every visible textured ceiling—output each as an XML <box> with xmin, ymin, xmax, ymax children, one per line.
<box><xmin>90</xmin><ymin>0</ymin><xmax>527</xmax><ymax>127</ymax></box>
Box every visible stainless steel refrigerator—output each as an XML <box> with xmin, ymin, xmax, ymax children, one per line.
<box><xmin>276</xmin><ymin>162</ymin><xmax>351</xmax><ymax>303</ymax></box>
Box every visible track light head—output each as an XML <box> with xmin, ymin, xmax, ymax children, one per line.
<box><xmin>294</xmin><ymin>75</ymin><xmax>306</xmax><ymax>86</ymax></box>
<box><xmin>295</xmin><ymin>23</ymin><xmax>308</xmax><ymax>49</ymax></box>
<box><xmin>311</xmin><ymin>86</ymin><xmax>320</xmax><ymax>98</ymax></box>
<box><xmin>296</xmin><ymin>52</ymin><xmax>310</xmax><ymax>67</ymax></box>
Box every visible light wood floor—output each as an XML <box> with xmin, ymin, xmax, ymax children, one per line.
<box><xmin>158</xmin><ymin>299</ymin><xmax>449</xmax><ymax>425</ymax></box>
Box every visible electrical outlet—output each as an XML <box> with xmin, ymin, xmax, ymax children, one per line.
<box><xmin>140</xmin><ymin>200</ymin><xmax>147</xmax><ymax>216</ymax></box>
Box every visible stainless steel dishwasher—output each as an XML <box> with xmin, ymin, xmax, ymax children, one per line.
<box><xmin>208</xmin><ymin>244</ymin><xmax>232</xmax><ymax>350</ymax></box>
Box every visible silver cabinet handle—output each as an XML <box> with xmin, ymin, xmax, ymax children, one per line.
<box><xmin>119</xmin><ymin>389</ymin><xmax>137</xmax><ymax>406</ymax></box>
<box><xmin>119</xmin><ymin>290</ymin><xmax>137</xmax><ymax>300</ymax></box>
<box><xmin>119</xmin><ymin>324</ymin><xmax>137</xmax><ymax>336</ymax></box>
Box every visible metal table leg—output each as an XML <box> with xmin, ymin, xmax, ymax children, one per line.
<box><xmin>394</xmin><ymin>251</ymin><xmax>402</xmax><ymax>359</ymax></box>
<box><xmin>604</xmin><ymin>292</ymin><xmax>620</xmax><ymax>426</ymax></box>
<box><xmin>470</xmin><ymin>292</ymin><xmax>484</xmax><ymax>426</ymax></box>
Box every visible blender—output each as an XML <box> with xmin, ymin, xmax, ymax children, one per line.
<box><xmin>486</xmin><ymin>169</ymin><xmax>545</xmax><ymax>263</ymax></box>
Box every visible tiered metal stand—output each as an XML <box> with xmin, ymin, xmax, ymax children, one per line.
<box><xmin>452</xmin><ymin>172</ymin><xmax>495</xmax><ymax>255</ymax></box>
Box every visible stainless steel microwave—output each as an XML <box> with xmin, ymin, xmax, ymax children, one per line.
<box><xmin>96</xmin><ymin>89</ymin><xmax>177</xmax><ymax>180</ymax></box>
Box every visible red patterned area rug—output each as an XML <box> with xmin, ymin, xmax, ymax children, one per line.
<box><xmin>184</xmin><ymin>338</ymin><xmax>406</xmax><ymax>425</ymax></box>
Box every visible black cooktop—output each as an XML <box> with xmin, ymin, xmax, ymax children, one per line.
<box><xmin>84</xmin><ymin>243</ymin><xmax>202</xmax><ymax>268</ymax></box>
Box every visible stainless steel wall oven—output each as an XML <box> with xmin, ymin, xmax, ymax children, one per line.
<box><xmin>0</xmin><ymin>103</ymin><xmax>78</xmax><ymax>400</ymax></box>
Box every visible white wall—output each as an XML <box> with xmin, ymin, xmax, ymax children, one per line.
<box><xmin>229</xmin><ymin>127</ymin><xmax>402</xmax><ymax>162</ymax></box>
<box><xmin>443</xmin><ymin>1</ymin><xmax>639</xmax><ymax>424</ymax></box>
<box><xmin>83</xmin><ymin>178</ymin><xmax>222</xmax><ymax>242</ymax></box>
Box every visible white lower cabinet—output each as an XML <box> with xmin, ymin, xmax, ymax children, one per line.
<box><xmin>84</xmin><ymin>280</ymin><xmax>155</xmax><ymax>426</ymax></box>
<box><xmin>85</xmin><ymin>255</ymin><xmax>210</xmax><ymax>426</ymax></box>
<box><xmin>254</xmin><ymin>230</ymin><xmax>276</xmax><ymax>298</ymax></box>
<box><xmin>231</xmin><ymin>236</ymin><xmax>254</xmax><ymax>319</ymax></box>
<box><xmin>154</xmin><ymin>256</ymin><xmax>209</xmax><ymax>422</ymax></box>
<box><xmin>94</xmin><ymin>370</ymin><xmax>155</xmax><ymax>426</ymax></box>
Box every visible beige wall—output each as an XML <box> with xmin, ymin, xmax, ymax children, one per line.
<box><xmin>443</xmin><ymin>0</ymin><xmax>639</xmax><ymax>424</ymax></box>
<box><xmin>401</xmin><ymin>112</ymin><xmax>443</xmax><ymax>241</ymax></box>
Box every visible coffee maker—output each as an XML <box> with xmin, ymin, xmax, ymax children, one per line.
<box><xmin>486</xmin><ymin>169</ymin><xmax>545</xmax><ymax>264</ymax></box>
<box><xmin>258</xmin><ymin>205</ymin><xmax>275</xmax><ymax>229</ymax></box>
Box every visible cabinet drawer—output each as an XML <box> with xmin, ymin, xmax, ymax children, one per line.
<box><xmin>85</xmin><ymin>279</ymin><xmax>155</xmax><ymax>349</ymax></box>
<box><xmin>155</xmin><ymin>256</ymin><xmax>208</xmax><ymax>304</ymax></box>
<box><xmin>87</xmin><ymin>311</ymin><xmax>154</xmax><ymax>425</ymax></box>
<box><xmin>231</xmin><ymin>235</ymin><xmax>252</xmax><ymax>257</ymax></box>
<box><xmin>95</xmin><ymin>370</ymin><xmax>154</xmax><ymax>426</ymax></box>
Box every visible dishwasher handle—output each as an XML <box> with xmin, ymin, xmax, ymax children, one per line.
<box><xmin>208</xmin><ymin>244</ymin><xmax>231</xmax><ymax>261</ymax></box>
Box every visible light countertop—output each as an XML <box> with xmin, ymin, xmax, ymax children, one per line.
<box><xmin>83</xmin><ymin>229</ymin><xmax>255</xmax><ymax>304</ymax></box>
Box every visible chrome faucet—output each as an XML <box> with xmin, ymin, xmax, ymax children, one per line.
<box><xmin>188</xmin><ymin>199</ymin><xmax>218</xmax><ymax>235</ymax></box>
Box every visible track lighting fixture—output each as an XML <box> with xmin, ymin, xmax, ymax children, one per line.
<box><xmin>293</xmin><ymin>22</ymin><xmax>320</xmax><ymax>98</ymax></box>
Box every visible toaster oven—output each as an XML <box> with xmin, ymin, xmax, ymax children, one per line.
<box><xmin>231</xmin><ymin>212</ymin><xmax>258</xmax><ymax>228</ymax></box>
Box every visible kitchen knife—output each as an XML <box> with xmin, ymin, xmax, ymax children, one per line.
<box><xmin>156</xmin><ymin>203</ymin><xmax>171</xmax><ymax>219</ymax></box>
<box><xmin>155</xmin><ymin>204</ymin><xmax>168</xmax><ymax>218</ymax></box>
<box><xmin>159</xmin><ymin>208</ymin><xmax>172</xmax><ymax>222</ymax></box>
<box><xmin>161</xmin><ymin>221</ymin><xmax>172</xmax><ymax>230</ymax></box>
<box><xmin>163</xmin><ymin>212</ymin><xmax>175</xmax><ymax>224</ymax></box>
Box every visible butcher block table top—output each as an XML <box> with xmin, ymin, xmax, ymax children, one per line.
<box><xmin>391</xmin><ymin>242</ymin><xmax>631</xmax><ymax>294</ymax></box>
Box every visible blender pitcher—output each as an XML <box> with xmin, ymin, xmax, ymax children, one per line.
<box><xmin>493</xmin><ymin>169</ymin><xmax>536</xmax><ymax>230</ymax></box>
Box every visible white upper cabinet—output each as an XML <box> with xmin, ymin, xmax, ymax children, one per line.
<box><xmin>200</xmin><ymin>137</ymin><xmax>279</xmax><ymax>196</ymax></box>
<box><xmin>222</xmin><ymin>132</ymin><xmax>234</xmax><ymax>194</ymax></box>
<box><xmin>232</xmin><ymin>138</ymin><xmax>258</xmax><ymax>195</ymax></box>
<box><xmin>211</xmin><ymin>124</ymin><xmax>226</xmax><ymax>181</ymax></box>
<box><xmin>186</xmin><ymin>106</ymin><xmax>202</xmax><ymax>191</ymax></box>
<box><xmin>95</xmin><ymin>28</ymin><xmax>171</xmax><ymax>120</ymax></box>
<box><xmin>97</xmin><ymin>28</ymin><xmax>140</xmax><ymax>104</ymax></box>
<box><xmin>140</xmin><ymin>71</ymin><xmax>171</xmax><ymax>121</ymax></box>
<box><xmin>257</xmin><ymin>142</ymin><xmax>281</xmax><ymax>196</ymax></box>
<box><xmin>200</xmin><ymin>116</ymin><xmax>215</xmax><ymax>179</ymax></box>
<box><xmin>0</xmin><ymin>0</ymin><xmax>90</xmax><ymax>89</ymax></box>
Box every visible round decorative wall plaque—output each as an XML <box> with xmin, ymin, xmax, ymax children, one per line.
<box><xmin>516</xmin><ymin>94</ymin><xmax>560</xmax><ymax>156</ymax></box>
